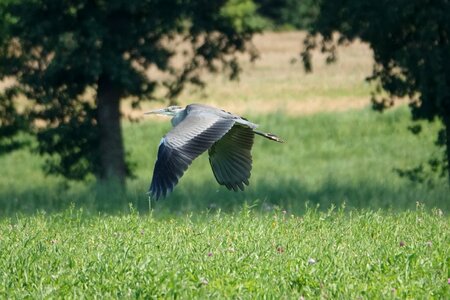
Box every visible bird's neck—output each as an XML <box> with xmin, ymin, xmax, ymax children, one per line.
<box><xmin>171</xmin><ymin>109</ymin><xmax>186</xmax><ymax>127</ymax></box>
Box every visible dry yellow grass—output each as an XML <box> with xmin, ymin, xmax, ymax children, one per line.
<box><xmin>1</xmin><ymin>32</ymin><xmax>376</xmax><ymax>117</ymax></box>
<box><xmin>139</xmin><ymin>31</ymin><xmax>375</xmax><ymax>116</ymax></box>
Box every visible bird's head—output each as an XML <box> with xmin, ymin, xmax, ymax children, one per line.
<box><xmin>144</xmin><ymin>105</ymin><xmax>184</xmax><ymax>117</ymax></box>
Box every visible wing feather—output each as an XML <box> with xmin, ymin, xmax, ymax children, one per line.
<box><xmin>208</xmin><ymin>125</ymin><xmax>255</xmax><ymax>191</ymax></box>
<box><xmin>149</xmin><ymin>110</ymin><xmax>235</xmax><ymax>200</ymax></box>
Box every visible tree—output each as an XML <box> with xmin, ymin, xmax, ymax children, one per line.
<box><xmin>255</xmin><ymin>0</ymin><xmax>319</xmax><ymax>29</ymax></box>
<box><xmin>302</xmin><ymin>0</ymin><xmax>450</xmax><ymax>183</ymax></box>
<box><xmin>0</xmin><ymin>0</ymin><xmax>262</xmax><ymax>186</ymax></box>
<box><xmin>0</xmin><ymin>0</ymin><xmax>26</xmax><ymax>155</ymax></box>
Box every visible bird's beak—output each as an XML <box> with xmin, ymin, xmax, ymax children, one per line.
<box><xmin>144</xmin><ymin>108</ymin><xmax>166</xmax><ymax>115</ymax></box>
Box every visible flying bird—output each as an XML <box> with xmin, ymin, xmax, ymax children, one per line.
<box><xmin>145</xmin><ymin>103</ymin><xmax>283</xmax><ymax>200</ymax></box>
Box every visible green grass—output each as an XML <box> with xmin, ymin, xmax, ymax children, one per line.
<box><xmin>1</xmin><ymin>107</ymin><xmax>449</xmax><ymax>298</ymax></box>
<box><xmin>0</xmin><ymin>107</ymin><xmax>448</xmax><ymax>215</ymax></box>
<box><xmin>0</xmin><ymin>205</ymin><xmax>448</xmax><ymax>298</ymax></box>
<box><xmin>2</xmin><ymin>32</ymin><xmax>448</xmax><ymax>297</ymax></box>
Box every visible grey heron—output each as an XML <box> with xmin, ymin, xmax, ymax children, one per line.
<box><xmin>145</xmin><ymin>103</ymin><xmax>283</xmax><ymax>200</ymax></box>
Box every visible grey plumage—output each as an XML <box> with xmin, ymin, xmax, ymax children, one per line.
<box><xmin>145</xmin><ymin>103</ymin><xmax>283</xmax><ymax>200</ymax></box>
<box><xmin>209</xmin><ymin>125</ymin><xmax>254</xmax><ymax>191</ymax></box>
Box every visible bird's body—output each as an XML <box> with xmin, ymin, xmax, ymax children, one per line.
<box><xmin>145</xmin><ymin>103</ymin><xmax>283</xmax><ymax>200</ymax></box>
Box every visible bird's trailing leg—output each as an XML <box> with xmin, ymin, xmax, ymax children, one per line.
<box><xmin>148</xmin><ymin>194</ymin><xmax>153</xmax><ymax>212</ymax></box>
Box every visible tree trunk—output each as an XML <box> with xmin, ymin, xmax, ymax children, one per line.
<box><xmin>96</xmin><ymin>75</ymin><xmax>127</xmax><ymax>187</ymax></box>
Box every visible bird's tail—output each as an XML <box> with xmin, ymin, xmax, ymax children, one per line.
<box><xmin>253</xmin><ymin>130</ymin><xmax>284</xmax><ymax>143</ymax></box>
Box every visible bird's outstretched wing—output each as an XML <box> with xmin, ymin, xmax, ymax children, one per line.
<box><xmin>149</xmin><ymin>109</ymin><xmax>235</xmax><ymax>200</ymax></box>
<box><xmin>208</xmin><ymin>125</ymin><xmax>255</xmax><ymax>191</ymax></box>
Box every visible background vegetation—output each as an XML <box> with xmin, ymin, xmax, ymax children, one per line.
<box><xmin>255</xmin><ymin>0</ymin><xmax>319</xmax><ymax>30</ymax></box>
<box><xmin>0</xmin><ymin>0</ymin><xmax>262</xmax><ymax>185</ymax></box>
<box><xmin>1</xmin><ymin>108</ymin><xmax>449</xmax><ymax>216</ymax></box>
<box><xmin>1</xmin><ymin>35</ymin><xmax>448</xmax><ymax>215</ymax></box>
<box><xmin>0</xmin><ymin>1</ymin><xmax>449</xmax><ymax>298</ymax></box>
<box><xmin>303</xmin><ymin>0</ymin><xmax>450</xmax><ymax>183</ymax></box>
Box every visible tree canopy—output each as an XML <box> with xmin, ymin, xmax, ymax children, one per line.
<box><xmin>0</xmin><ymin>0</ymin><xmax>262</xmax><ymax>185</ymax></box>
<box><xmin>303</xmin><ymin>0</ymin><xmax>450</xmax><ymax>183</ymax></box>
<box><xmin>255</xmin><ymin>0</ymin><xmax>319</xmax><ymax>29</ymax></box>
<box><xmin>0</xmin><ymin>0</ymin><xmax>25</xmax><ymax>154</ymax></box>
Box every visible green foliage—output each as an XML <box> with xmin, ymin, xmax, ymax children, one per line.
<box><xmin>0</xmin><ymin>88</ymin><xmax>27</xmax><ymax>154</ymax></box>
<box><xmin>0</xmin><ymin>0</ymin><xmax>15</xmax><ymax>39</ymax></box>
<box><xmin>0</xmin><ymin>0</ymin><xmax>260</xmax><ymax>180</ymax></box>
<box><xmin>303</xmin><ymin>0</ymin><xmax>450</xmax><ymax>183</ymax></box>
<box><xmin>0</xmin><ymin>0</ymin><xmax>23</xmax><ymax>155</ymax></box>
<box><xmin>221</xmin><ymin>0</ymin><xmax>269</xmax><ymax>33</ymax></box>
<box><xmin>255</xmin><ymin>0</ymin><xmax>320</xmax><ymax>29</ymax></box>
<box><xmin>0</xmin><ymin>207</ymin><xmax>448</xmax><ymax>298</ymax></box>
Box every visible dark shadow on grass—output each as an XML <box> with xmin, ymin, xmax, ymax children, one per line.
<box><xmin>156</xmin><ymin>177</ymin><xmax>449</xmax><ymax>215</ymax></box>
<box><xmin>0</xmin><ymin>177</ymin><xmax>448</xmax><ymax>217</ymax></box>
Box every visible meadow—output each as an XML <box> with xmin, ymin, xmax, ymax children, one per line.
<box><xmin>1</xmin><ymin>107</ymin><xmax>449</xmax><ymax>215</ymax></box>
<box><xmin>0</xmin><ymin>206</ymin><xmax>448</xmax><ymax>298</ymax></box>
<box><xmin>0</xmin><ymin>32</ymin><xmax>449</xmax><ymax>298</ymax></box>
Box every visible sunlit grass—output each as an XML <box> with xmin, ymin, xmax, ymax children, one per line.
<box><xmin>0</xmin><ymin>206</ymin><xmax>448</xmax><ymax>298</ymax></box>
<box><xmin>0</xmin><ymin>107</ymin><xmax>448</xmax><ymax>215</ymax></box>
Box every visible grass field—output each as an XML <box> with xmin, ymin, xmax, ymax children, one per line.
<box><xmin>1</xmin><ymin>107</ymin><xmax>448</xmax><ymax>215</ymax></box>
<box><xmin>1</xmin><ymin>206</ymin><xmax>448</xmax><ymax>298</ymax></box>
<box><xmin>1</xmin><ymin>32</ymin><xmax>449</xmax><ymax>298</ymax></box>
